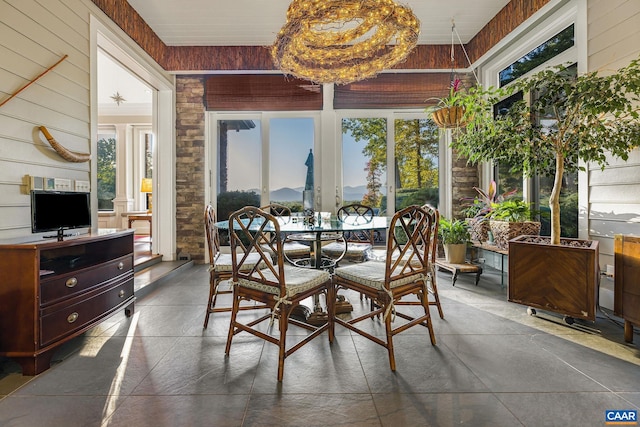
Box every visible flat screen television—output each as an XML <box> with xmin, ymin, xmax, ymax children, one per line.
<box><xmin>31</xmin><ymin>190</ymin><xmax>91</xmax><ymax>240</ymax></box>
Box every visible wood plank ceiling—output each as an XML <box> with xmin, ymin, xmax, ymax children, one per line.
<box><xmin>91</xmin><ymin>0</ymin><xmax>551</xmax><ymax>72</ymax></box>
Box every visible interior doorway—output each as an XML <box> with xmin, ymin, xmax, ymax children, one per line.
<box><xmin>93</xmin><ymin>15</ymin><xmax>176</xmax><ymax>261</ymax></box>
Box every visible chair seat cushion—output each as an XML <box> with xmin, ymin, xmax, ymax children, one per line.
<box><xmin>365</xmin><ymin>248</ymin><xmax>428</xmax><ymax>268</ymax></box>
<box><xmin>283</xmin><ymin>241</ymin><xmax>311</xmax><ymax>256</ymax></box>
<box><xmin>261</xmin><ymin>241</ymin><xmax>310</xmax><ymax>259</ymax></box>
<box><xmin>238</xmin><ymin>265</ymin><xmax>330</xmax><ymax>297</ymax></box>
<box><xmin>335</xmin><ymin>262</ymin><xmax>426</xmax><ymax>290</ymax></box>
<box><xmin>322</xmin><ymin>241</ymin><xmax>372</xmax><ymax>262</ymax></box>
<box><xmin>214</xmin><ymin>252</ymin><xmax>266</xmax><ymax>272</ymax></box>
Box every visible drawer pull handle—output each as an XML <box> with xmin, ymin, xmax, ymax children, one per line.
<box><xmin>67</xmin><ymin>312</ymin><xmax>79</xmax><ymax>323</ymax></box>
<box><xmin>118</xmin><ymin>290</ymin><xmax>125</xmax><ymax>298</ymax></box>
<box><xmin>65</xmin><ymin>277</ymin><xmax>78</xmax><ymax>288</ymax></box>
<box><xmin>117</xmin><ymin>262</ymin><xmax>124</xmax><ymax>270</ymax></box>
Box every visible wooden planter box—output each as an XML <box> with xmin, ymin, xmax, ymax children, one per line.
<box><xmin>508</xmin><ymin>235</ymin><xmax>599</xmax><ymax>321</ymax></box>
<box><xmin>614</xmin><ymin>234</ymin><xmax>640</xmax><ymax>342</ymax></box>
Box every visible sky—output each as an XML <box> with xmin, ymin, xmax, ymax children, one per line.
<box><xmin>225</xmin><ymin>118</ymin><xmax>372</xmax><ymax>191</ymax></box>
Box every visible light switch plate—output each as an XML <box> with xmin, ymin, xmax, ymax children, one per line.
<box><xmin>75</xmin><ymin>180</ymin><xmax>90</xmax><ymax>192</ymax></box>
<box><xmin>54</xmin><ymin>178</ymin><xmax>72</xmax><ymax>191</ymax></box>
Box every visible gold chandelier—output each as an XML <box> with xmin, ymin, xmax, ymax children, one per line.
<box><xmin>271</xmin><ymin>0</ymin><xmax>420</xmax><ymax>85</ymax></box>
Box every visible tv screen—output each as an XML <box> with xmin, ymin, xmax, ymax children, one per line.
<box><xmin>31</xmin><ymin>190</ymin><xmax>91</xmax><ymax>234</ymax></box>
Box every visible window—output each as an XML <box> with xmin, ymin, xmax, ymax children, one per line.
<box><xmin>341</xmin><ymin>115</ymin><xmax>440</xmax><ymax>215</ymax></box>
<box><xmin>394</xmin><ymin>118</ymin><xmax>439</xmax><ymax>210</ymax></box>
<box><xmin>269</xmin><ymin>117</ymin><xmax>314</xmax><ymax>212</ymax></box>
<box><xmin>532</xmin><ymin>64</ymin><xmax>578</xmax><ymax>237</ymax></box>
<box><xmin>97</xmin><ymin>133</ymin><xmax>116</xmax><ymax>211</ymax></box>
<box><xmin>216</xmin><ymin>119</ymin><xmax>262</xmax><ymax>221</ymax></box>
<box><xmin>499</xmin><ymin>24</ymin><xmax>575</xmax><ymax>87</ymax></box>
<box><xmin>342</xmin><ymin>118</ymin><xmax>388</xmax><ymax>212</ymax></box>
<box><xmin>493</xmin><ymin>67</ymin><xmax>578</xmax><ymax>238</ymax></box>
<box><xmin>493</xmin><ymin>92</ymin><xmax>524</xmax><ymax>198</ymax></box>
<box><xmin>142</xmin><ymin>132</ymin><xmax>153</xmax><ymax>211</ymax></box>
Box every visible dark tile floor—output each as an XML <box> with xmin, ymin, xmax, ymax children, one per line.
<box><xmin>1</xmin><ymin>262</ymin><xmax>639</xmax><ymax>426</ymax></box>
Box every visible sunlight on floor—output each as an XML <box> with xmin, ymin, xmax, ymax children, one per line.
<box><xmin>101</xmin><ymin>311</ymin><xmax>140</xmax><ymax>425</ymax></box>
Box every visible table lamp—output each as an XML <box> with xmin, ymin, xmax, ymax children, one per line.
<box><xmin>140</xmin><ymin>178</ymin><xmax>152</xmax><ymax>213</ymax></box>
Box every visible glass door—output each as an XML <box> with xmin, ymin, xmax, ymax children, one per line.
<box><xmin>341</xmin><ymin>117</ymin><xmax>388</xmax><ymax>214</ymax></box>
<box><xmin>341</xmin><ymin>114</ymin><xmax>440</xmax><ymax>216</ymax></box>
<box><xmin>269</xmin><ymin>117</ymin><xmax>315</xmax><ymax>213</ymax></box>
<box><xmin>215</xmin><ymin>118</ymin><xmax>262</xmax><ymax>221</ymax></box>
<box><xmin>393</xmin><ymin>118</ymin><xmax>439</xmax><ymax>210</ymax></box>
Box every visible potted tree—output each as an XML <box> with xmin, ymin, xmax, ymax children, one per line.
<box><xmin>439</xmin><ymin>217</ymin><xmax>470</xmax><ymax>264</ymax></box>
<box><xmin>452</xmin><ymin>57</ymin><xmax>640</xmax><ymax>322</ymax></box>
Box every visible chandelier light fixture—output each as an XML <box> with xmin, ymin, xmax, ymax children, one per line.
<box><xmin>110</xmin><ymin>91</ymin><xmax>126</xmax><ymax>106</ymax></box>
<box><xmin>271</xmin><ymin>0</ymin><xmax>420</xmax><ymax>85</ymax></box>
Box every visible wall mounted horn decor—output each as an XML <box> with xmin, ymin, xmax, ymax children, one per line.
<box><xmin>39</xmin><ymin>126</ymin><xmax>91</xmax><ymax>163</ymax></box>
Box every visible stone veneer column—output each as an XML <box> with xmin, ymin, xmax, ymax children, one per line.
<box><xmin>175</xmin><ymin>76</ymin><xmax>206</xmax><ymax>264</ymax></box>
<box><xmin>451</xmin><ymin>148</ymin><xmax>480</xmax><ymax>219</ymax></box>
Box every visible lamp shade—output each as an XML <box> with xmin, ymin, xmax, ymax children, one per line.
<box><xmin>140</xmin><ymin>178</ymin><xmax>152</xmax><ymax>193</ymax></box>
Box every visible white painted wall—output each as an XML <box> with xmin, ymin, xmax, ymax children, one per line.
<box><xmin>0</xmin><ymin>0</ymin><xmax>175</xmax><ymax>260</ymax></box>
<box><xmin>586</xmin><ymin>0</ymin><xmax>640</xmax><ymax>269</ymax></box>
<box><xmin>0</xmin><ymin>0</ymin><xmax>94</xmax><ymax>240</ymax></box>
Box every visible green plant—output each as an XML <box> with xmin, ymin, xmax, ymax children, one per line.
<box><xmin>461</xmin><ymin>180</ymin><xmax>517</xmax><ymax>219</ymax></box>
<box><xmin>438</xmin><ymin>217</ymin><xmax>470</xmax><ymax>244</ymax></box>
<box><xmin>428</xmin><ymin>78</ymin><xmax>464</xmax><ymax>109</ymax></box>
<box><xmin>453</xmin><ymin>57</ymin><xmax>640</xmax><ymax>245</ymax></box>
<box><xmin>460</xmin><ymin>199</ymin><xmax>484</xmax><ymax>218</ymax></box>
<box><xmin>489</xmin><ymin>199</ymin><xmax>534</xmax><ymax>222</ymax></box>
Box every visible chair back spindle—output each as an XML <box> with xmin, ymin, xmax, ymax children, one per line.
<box><xmin>384</xmin><ymin>205</ymin><xmax>433</xmax><ymax>285</ymax></box>
<box><xmin>229</xmin><ymin>206</ymin><xmax>285</xmax><ymax>295</ymax></box>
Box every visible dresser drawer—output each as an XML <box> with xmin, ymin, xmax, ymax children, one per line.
<box><xmin>40</xmin><ymin>278</ymin><xmax>134</xmax><ymax>347</ymax></box>
<box><xmin>40</xmin><ymin>255</ymin><xmax>133</xmax><ymax>306</ymax></box>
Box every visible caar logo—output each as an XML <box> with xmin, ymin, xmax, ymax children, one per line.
<box><xmin>605</xmin><ymin>410</ymin><xmax>638</xmax><ymax>425</ymax></box>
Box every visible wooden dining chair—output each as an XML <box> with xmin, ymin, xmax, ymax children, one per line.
<box><xmin>423</xmin><ymin>205</ymin><xmax>444</xmax><ymax>318</ymax></box>
<box><xmin>226</xmin><ymin>206</ymin><xmax>334</xmax><ymax>381</ymax></box>
<box><xmin>332</xmin><ymin>205</ymin><xmax>437</xmax><ymax>371</ymax></box>
<box><xmin>321</xmin><ymin>203</ymin><xmax>375</xmax><ymax>264</ymax></box>
<box><xmin>203</xmin><ymin>204</ymin><xmax>267</xmax><ymax>329</ymax></box>
<box><xmin>259</xmin><ymin>203</ymin><xmax>310</xmax><ymax>263</ymax></box>
<box><xmin>364</xmin><ymin>205</ymin><xmax>444</xmax><ymax>319</ymax></box>
<box><xmin>391</xmin><ymin>205</ymin><xmax>444</xmax><ymax>319</ymax></box>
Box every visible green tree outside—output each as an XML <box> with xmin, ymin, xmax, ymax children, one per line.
<box><xmin>342</xmin><ymin>118</ymin><xmax>439</xmax><ymax>211</ymax></box>
<box><xmin>97</xmin><ymin>137</ymin><xmax>116</xmax><ymax>210</ymax></box>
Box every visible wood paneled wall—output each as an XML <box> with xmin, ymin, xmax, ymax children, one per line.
<box><xmin>585</xmin><ymin>0</ymin><xmax>640</xmax><ymax>266</ymax></box>
<box><xmin>90</xmin><ymin>0</ymin><xmax>167</xmax><ymax>64</ymax></box>
<box><xmin>0</xmin><ymin>0</ymin><xmax>93</xmax><ymax>240</ymax></box>
<box><xmin>467</xmin><ymin>0</ymin><xmax>552</xmax><ymax>63</ymax></box>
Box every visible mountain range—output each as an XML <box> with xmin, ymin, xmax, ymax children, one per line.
<box><xmin>247</xmin><ymin>185</ymin><xmax>381</xmax><ymax>202</ymax></box>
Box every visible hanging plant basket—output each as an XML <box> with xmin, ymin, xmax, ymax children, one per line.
<box><xmin>432</xmin><ymin>106</ymin><xmax>466</xmax><ymax>129</ymax></box>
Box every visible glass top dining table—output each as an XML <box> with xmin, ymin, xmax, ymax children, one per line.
<box><xmin>215</xmin><ymin>215</ymin><xmax>388</xmax><ymax>269</ymax></box>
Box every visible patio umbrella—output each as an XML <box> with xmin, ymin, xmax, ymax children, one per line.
<box><xmin>303</xmin><ymin>149</ymin><xmax>314</xmax><ymax>213</ymax></box>
<box><xmin>304</xmin><ymin>149</ymin><xmax>314</xmax><ymax>190</ymax></box>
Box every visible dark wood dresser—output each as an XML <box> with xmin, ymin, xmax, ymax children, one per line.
<box><xmin>614</xmin><ymin>234</ymin><xmax>640</xmax><ymax>343</ymax></box>
<box><xmin>0</xmin><ymin>229</ymin><xmax>135</xmax><ymax>375</ymax></box>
